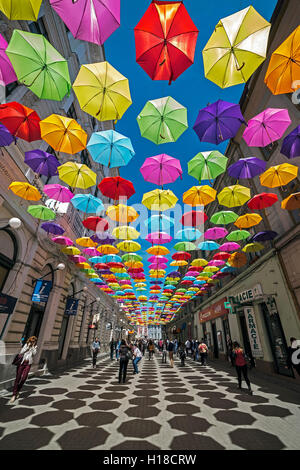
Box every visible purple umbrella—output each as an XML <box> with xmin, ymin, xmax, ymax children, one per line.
<box><xmin>168</xmin><ymin>271</ymin><xmax>181</xmax><ymax>278</ymax></box>
<box><xmin>204</xmin><ymin>227</ymin><xmax>228</xmax><ymax>240</ymax></box>
<box><xmin>24</xmin><ymin>149</ymin><xmax>60</xmax><ymax>176</ymax></box>
<box><xmin>251</xmin><ymin>231</ymin><xmax>277</xmax><ymax>242</ymax></box>
<box><xmin>193</xmin><ymin>100</ymin><xmax>245</xmax><ymax>145</ymax></box>
<box><xmin>50</xmin><ymin>0</ymin><xmax>120</xmax><ymax>46</ymax></box>
<box><xmin>91</xmin><ymin>233</ymin><xmax>115</xmax><ymax>245</ymax></box>
<box><xmin>0</xmin><ymin>33</ymin><xmax>17</xmax><ymax>86</ymax></box>
<box><xmin>150</xmin><ymin>280</ymin><xmax>163</xmax><ymax>284</ymax></box>
<box><xmin>228</xmin><ymin>157</ymin><xmax>266</xmax><ymax>179</ymax></box>
<box><xmin>41</xmin><ymin>222</ymin><xmax>65</xmax><ymax>235</ymax></box>
<box><xmin>0</xmin><ymin>123</ymin><xmax>14</xmax><ymax>147</ymax></box>
<box><xmin>281</xmin><ymin>125</ymin><xmax>300</xmax><ymax>159</ymax></box>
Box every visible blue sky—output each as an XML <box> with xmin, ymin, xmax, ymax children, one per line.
<box><xmin>104</xmin><ymin>0</ymin><xmax>277</xmax><ymax>299</ymax></box>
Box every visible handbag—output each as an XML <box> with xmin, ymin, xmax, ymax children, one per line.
<box><xmin>126</xmin><ymin>350</ymin><xmax>133</xmax><ymax>360</ymax></box>
<box><xmin>12</xmin><ymin>354</ymin><xmax>23</xmax><ymax>366</ymax></box>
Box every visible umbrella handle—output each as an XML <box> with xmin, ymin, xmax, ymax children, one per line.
<box><xmin>236</xmin><ymin>62</ymin><xmax>245</xmax><ymax>71</ymax></box>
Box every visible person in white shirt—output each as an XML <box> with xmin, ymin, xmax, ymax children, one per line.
<box><xmin>132</xmin><ymin>345</ymin><xmax>142</xmax><ymax>374</ymax></box>
<box><xmin>10</xmin><ymin>336</ymin><xmax>37</xmax><ymax>404</ymax></box>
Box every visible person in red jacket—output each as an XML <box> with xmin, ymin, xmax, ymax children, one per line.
<box><xmin>232</xmin><ymin>341</ymin><xmax>253</xmax><ymax>395</ymax></box>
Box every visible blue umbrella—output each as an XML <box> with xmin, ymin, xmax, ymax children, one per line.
<box><xmin>89</xmin><ymin>256</ymin><xmax>104</xmax><ymax>264</ymax></box>
<box><xmin>101</xmin><ymin>255</ymin><xmax>122</xmax><ymax>263</ymax></box>
<box><xmin>90</xmin><ymin>278</ymin><xmax>105</xmax><ymax>284</ymax></box>
<box><xmin>145</xmin><ymin>214</ymin><xmax>174</xmax><ymax>232</ymax></box>
<box><xmin>87</xmin><ymin>130</ymin><xmax>135</xmax><ymax>168</ymax></box>
<box><xmin>176</xmin><ymin>228</ymin><xmax>202</xmax><ymax>241</ymax></box>
<box><xmin>198</xmin><ymin>241</ymin><xmax>220</xmax><ymax>251</ymax></box>
<box><xmin>193</xmin><ymin>280</ymin><xmax>206</xmax><ymax>285</ymax></box>
<box><xmin>221</xmin><ymin>266</ymin><xmax>236</xmax><ymax>273</ymax></box>
<box><xmin>251</xmin><ymin>231</ymin><xmax>278</xmax><ymax>242</ymax></box>
<box><xmin>71</xmin><ymin>193</ymin><xmax>104</xmax><ymax>213</ymax></box>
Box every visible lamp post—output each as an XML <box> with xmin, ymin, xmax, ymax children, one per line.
<box><xmin>31</xmin><ymin>263</ymin><xmax>65</xmax><ymax>285</ymax></box>
<box><xmin>0</xmin><ymin>218</ymin><xmax>22</xmax><ymax>230</ymax></box>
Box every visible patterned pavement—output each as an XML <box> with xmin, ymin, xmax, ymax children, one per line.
<box><xmin>0</xmin><ymin>352</ymin><xmax>300</xmax><ymax>450</ymax></box>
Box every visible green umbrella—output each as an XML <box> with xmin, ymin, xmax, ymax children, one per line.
<box><xmin>6</xmin><ymin>29</ymin><xmax>71</xmax><ymax>101</ymax></box>
<box><xmin>122</xmin><ymin>253</ymin><xmax>143</xmax><ymax>262</ymax></box>
<box><xmin>27</xmin><ymin>205</ymin><xmax>56</xmax><ymax>220</ymax></box>
<box><xmin>137</xmin><ymin>96</ymin><xmax>188</xmax><ymax>145</ymax></box>
<box><xmin>173</xmin><ymin>241</ymin><xmax>196</xmax><ymax>251</ymax></box>
<box><xmin>188</xmin><ymin>151</ymin><xmax>228</xmax><ymax>182</ymax></box>
<box><xmin>226</xmin><ymin>229</ymin><xmax>250</xmax><ymax>241</ymax></box>
<box><xmin>176</xmin><ymin>288</ymin><xmax>187</xmax><ymax>292</ymax></box>
<box><xmin>210</xmin><ymin>210</ymin><xmax>239</xmax><ymax>225</ymax></box>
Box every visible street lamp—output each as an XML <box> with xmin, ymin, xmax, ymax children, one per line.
<box><xmin>1</xmin><ymin>218</ymin><xmax>22</xmax><ymax>230</ymax></box>
<box><xmin>31</xmin><ymin>262</ymin><xmax>65</xmax><ymax>285</ymax></box>
<box><xmin>73</xmin><ymin>286</ymin><xmax>88</xmax><ymax>296</ymax></box>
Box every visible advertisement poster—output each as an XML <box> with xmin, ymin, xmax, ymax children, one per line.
<box><xmin>31</xmin><ymin>280</ymin><xmax>52</xmax><ymax>303</ymax></box>
<box><xmin>65</xmin><ymin>297</ymin><xmax>79</xmax><ymax>316</ymax></box>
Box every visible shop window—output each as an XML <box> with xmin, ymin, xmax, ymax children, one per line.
<box><xmin>0</xmin><ymin>229</ymin><xmax>18</xmax><ymax>291</ymax></box>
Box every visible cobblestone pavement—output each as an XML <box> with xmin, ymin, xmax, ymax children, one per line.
<box><xmin>0</xmin><ymin>353</ymin><xmax>300</xmax><ymax>450</ymax></box>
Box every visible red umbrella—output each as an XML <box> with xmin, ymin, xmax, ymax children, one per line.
<box><xmin>128</xmin><ymin>268</ymin><xmax>144</xmax><ymax>273</ymax></box>
<box><xmin>107</xmin><ymin>262</ymin><xmax>124</xmax><ymax>268</ymax></box>
<box><xmin>247</xmin><ymin>193</ymin><xmax>278</xmax><ymax>210</ymax></box>
<box><xmin>82</xmin><ymin>217</ymin><xmax>109</xmax><ymax>231</ymax></box>
<box><xmin>181</xmin><ymin>280</ymin><xmax>193</xmax><ymax>286</ymax></box>
<box><xmin>172</xmin><ymin>251</ymin><xmax>191</xmax><ymax>261</ymax></box>
<box><xmin>134</xmin><ymin>0</ymin><xmax>198</xmax><ymax>84</ymax></box>
<box><xmin>213</xmin><ymin>252</ymin><xmax>231</xmax><ymax>261</ymax></box>
<box><xmin>180</xmin><ymin>210</ymin><xmax>208</xmax><ymax>227</ymax></box>
<box><xmin>94</xmin><ymin>263</ymin><xmax>108</xmax><ymax>270</ymax></box>
<box><xmin>98</xmin><ymin>176</ymin><xmax>135</xmax><ymax>200</ymax></box>
<box><xmin>0</xmin><ymin>101</ymin><xmax>41</xmax><ymax>142</ymax></box>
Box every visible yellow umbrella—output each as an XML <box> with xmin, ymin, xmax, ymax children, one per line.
<box><xmin>183</xmin><ymin>185</ymin><xmax>216</xmax><ymax>206</ymax></box>
<box><xmin>61</xmin><ymin>246</ymin><xmax>81</xmax><ymax>255</ymax></box>
<box><xmin>58</xmin><ymin>162</ymin><xmax>96</xmax><ymax>189</ymax></box>
<box><xmin>146</xmin><ymin>245</ymin><xmax>170</xmax><ymax>255</ymax></box>
<box><xmin>76</xmin><ymin>262</ymin><xmax>91</xmax><ymax>269</ymax></box>
<box><xmin>97</xmin><ymin>245</ymin><xmax>119</xmax><ymax>255</ymax></box>
<box><xmin>117</xmin><ymin>240</ymin><xmax>141</xmax><ymax>252</ymax></box>
<box><xmin>259</xmin><ymin>163</ymin><xmax>298</xmax><ymax>188</ymax></box>
<box><xmin>242</xmin><ymin>242</ymin><xmax>265</xmax><ymax>253</ymax></box>
<box><xmin>112</xmin><ymin>226</ymin><xmax>140</xmax><ymax>240</ymax></box>
<box><xmin>203</xmin><ymin>266</ymin><xmax>219</xmax><ymax>273</ymax></box>
<box><xmin>142</xmin><ymin>189</ymin><xmax>178</xmax><ymax>211</ymax></box>
<box><xmin>0</xmin><ymin>0</ymin><xmax>42</xmax><ymax>20</ymax></box>
<box><xmin>40</xmin><ymin>114</ymin><xmax>87</xmax><ymax>155</ymax></box>
<box><xmin>106</xmin><ymin>204</ymin><xmax>138</xmax><ymax>223</ymax></box>
<box><xmin>110</xmin><ymin>267</ymin><xmax>126</xmax><ymax>273</ymax></box>
<box><xmin>191</xmin><ymin>258</ymin><xmax>208</xmax><ymax>267</ymax></box>
<box><xmin>9</xmin><ymin>181</ymin><xmax>41</xmax><ymax>201</ymax></box>
<box><xmin>170</xmin><ymin>260</ymin><xmax>188</xmax><ymax>266</ymax></box>
<box><xmin>73</xmin><ymin>61</ymin><xmax>132</xmax><ymax>122</ymax></box>
<box><xmin>281</xmin><ymin>192</ymin><xmax>300</xmax><ymax>211</ymax></box>
<box><xmin>234</xmin><ymin>213</ymin><xmax>262</xmax><ymax>229</ymax></box>
<box><xmin>218</xmin><ymin>185</ymin><xmax>251</xmax><ymax>208</ymax></box>
<box><xmin>76</xmin><ymin>237</ymin><xmax>97</xmax><ymax>248</ymax></box>
<box><xmin>203</xmin><ymin>6</ymin><xmax>270</xmax><ymax>88</ymax></box>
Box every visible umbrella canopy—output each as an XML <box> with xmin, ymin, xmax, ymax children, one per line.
<box><xmin>219</xmin><ymin>242</ymin><xmax>240</xmax><ymax>252</ymax></box>
<box><xmin>24</xmin><ymin>149</ymin><xmax>59</xmax><ymax>176</ymax></box>
<box><xmin>140</xmin><ymin>154</ymin><xmax>182</xmax><ymax>187</ymax></box>
<box><xmin>113</xmin><ymin>226</ymin><xmax>140</xmax><ymax>240</ymax></box>
<box><xmin>146</xmin><ymin>245</ymin><xmax>170</xmax><ymax>256</ymax></box>
<box><xmin>76</xmin><ymin>237</ymin><xmax>97</xmax><ymax>247</ymax></box>
<box><xmin>148</xmin><ymin>256</ymin><xmax>168</xmax><ymax>264</ymax></box>
<box><xmin>251</xmin><ymin>231</ymin><xmax>277</xmax><ymax>242</ymax></box>
<box><xmin>71</xmin><ymin>193</ymin><xmax>104</xmax><ymax>213</ymax></box>
<box><xmin>259</xmin><ymin>163</ymin><xmax>298</xmax><ymax>188</ymax></box>
<box><xmin>228</xmin><ymin>157</ymin><xmax>266</xmax><ymax>179</ymax></box>
<box><xmin>174</xmin><ymin>241</ymin><xmax>196</xmax><ymax>251</ymax></box>
<box><xmin>0</xmin><ymin>123</ymin><xmax>14</xmax><ymax>147</ymax></box>
<box><xmin>117</xmin><ymin>240</ymin><xmax>141</xmax><ymax>252</ymax></box>
<box><xmin>176</xmin><ymin>228</ymin><xmax>201</xmax><ymax>241</ymax></box>
<box><xmin>191</xmin><ymin>258</ymin><xmax>208</xmax><ymax>267</ymax></box>
<box><xmin>203</xmin><ymin>6</ymin><xmax>270</xmax><ymax>88</ymax></box>
<box><xmin>137</xmin><ymin>96</ymin><xmax>188</xmax><ymax>145</ymax></box>
<box><xmin>145</xmin><ymin>232</ymin><xmax>172</xmax><ymax>245</ymax></box>
<box><xmin>40</xmin><ymin>114</ymin><xmax>87</xmax><ymax>154</ymax></box>
<box><xmin>9</xmin><ymin>182</ymin><xmax>41</xmax><ymax>201</ymax></box>
<box><xmin>0</xmin><ymin>33</ymin><xmax>17</xmax><ymax>86</ymax></box>
<box><xmin>243</xmin><ymin>108</ymin><xmax>291</xmax><ymax>147</ymax></box>
<box><xmin>0</xmin><ymin>102</ymin><xmax>41</xmax><ymax>142</ymax></box>
<box><xmin>122</xmin><ymin>253</ymin><xmax>142</xmax><ymax>263</ymax></box>
<box><xmin>188</xmin><ymin>151</ymin><xmax>228</xmax><ymax>182</ymax></box>
<box><xmin>106</xmin><ymin>204</ymin><xmax>138</xmax><ymax>223</ymax></box>
<box><xmin>82</xmin><ymin>216</ymin><xmax>109</xmax><ymax>232</ymax></box>
<box><xmin>73</xmin><ymin>61</ymin><xmax>132</xmax><ymax>122</ymax></box>
<box><xmin>62</xmin><ymin>246</ymin><xmax>81</xmax><ymax>256</ymax></box>
<box><xmin>87</xmin><ymin>130</ymin><xmax>134</xmax><ymax>168</ymax></box>
<box><xmin>198</xmin><ymin>241</ymin><xmax>220</xmax><ymax>251</ymax></box>
<box><xmin>43</xmin><ymin>184</ymin><xmax>73</xmax><ymax>203</ymax></box>
<box><xmin>235</xmin><ymin>213</ymin><xmax>262</xmax><ymax>229</ymax></box>
<box><xmin>210</xmin><ymin>210</ymin><xmax>238</xmax><ymax>225</ymax></box>
<box><xmin>247</xmin><ymin>192</ymin><xmax>278</xmax><ymax>210</ymax></box>
<box><xmin>6</xmin><ymin>30</ymin><xmax>71</xmax><ymax>101</ymax></box>
<box><xmin>27</xmin><ymin>205</ymin><xmax>56</xmax><ymax>221</ymax></box>
<box><xmin>226</xmin><ymin>230</ymin><xmax>250</xmax><ymax>242</ymax></box>
<box><xmin>281</xmin><ymin>192</ymin><xmax>300</xmax><ymax>211</ymax></box>
<box><xmin>41</xmin><ymin>222</ymin><xmax>64</xmax><ymax>235</ymax></box>
<box><xmin>217</xmin><ymin>184</ymin><xmax>251</xmax><ymax>208</ymax></box>
<box><xmin>193</xmin><ymin>100</ymin><xmax>245</xmax><ymax>144</ymax></box>
<box><xmin>134</xmin><ymin>0</ymin><xmax>198</xmax><ymax>84</ymax></box>
<box><xmin>228</xmin><ymin>251</ymin><xmax>247</xmax><ymax>268</ymax></box>
<box><xmin>97</xmin><ymin>245</ymin><xmax>119</xmax><ymax>255</ymax></box>
<box><xmin>98</xmin><ymin>176</ymin><xmax>135</xmax><ymax>200</ymax></box>
<box><xmin>93</xmin><ymin>233</ymin><xmax>115</xmax><ymax>245</ymax></box>
<box><xmin>58</xmin><ymin>162</ymin><xmax>96</xmax><ymax>189</ymax></box>
<box><xmin>204</xmin><ymin>227</ymin><xmax>228</xmax><ymax>240</ymax></box>
<box><xmin>0</xmin><ymin>0</ymin><xmax>42</xmax><ymax>20</ymax></box>
<box><xmin>180</xmin><ymin>210</ymin><xmax>207</xmax><ymax>227</ymax></box>
<box><xmin>183</xmin><ymin>185</ymin><xmax>217</xmax><ymax>206</ymax></box>
<box><xmin>172</xmin><ymin>252</ymin><xmax>191</xmax><ymax>261</ymax></box>
<box><xmin>142</xmin><ymin>189</ymin><xmax>178</xmax><ymax>211</ymax></box>
<box><xmin>264</xmin><ymin>26</ymin><xmax>300</xmax><ymax>95</ymax></box>
<box><xmin>243</xmin><ymin>242</ymin><xmax>265</xmax><ymax>253</ymax></box>
<box><xmin>281</xmin><ymin>125</ymin><xmax>300</xmax><ymax>159</ymax></box>
<box><xmin>50</xmin><ymin>0</ymin><xmax>120</xmax><ymax>46</ymax></box>
<box><xmin>145</xmin><ymin>214</ymin><xmax>174</xmax><ymax>233</ymax></box>
<box><xmin>52</xmin><ymin>236</ymin><xmax>73</xmax><ymax>246</ymax></box>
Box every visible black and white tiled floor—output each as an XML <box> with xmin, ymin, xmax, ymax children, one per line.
<box><xmin>0</xmin><ymin>353</ymin><xmax>300</xmax><ymax>450</ymax></box>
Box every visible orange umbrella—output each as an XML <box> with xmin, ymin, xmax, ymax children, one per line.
<box><xmin>40</xmin><ymin>114</ymin><xmax>87</xmax><ymax>154</ymax></box>
<box><xmin>234</xmin><ymin>213</ymin><xmax>262</xmax><ymax>229</ymax></box>
<box><xmin>228</xmin><ymin>252</ymin><xmax>247</xmax><ymax>268</ymax></box>
<box><xmin>281</xmin><ymin>192</ymin><xmax>300</xmax><ymax>210</ymax></box>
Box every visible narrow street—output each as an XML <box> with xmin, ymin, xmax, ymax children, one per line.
<box><xmin>1</xmin><ymin>353</ymin><xmax>300</xmax><ymax>450</ymax></box>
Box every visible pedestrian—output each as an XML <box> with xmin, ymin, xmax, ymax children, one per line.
<box><xmin>115</xmin><ymin>339</ymin><xmax>121</xmax><ymax>361</ymax></box>
<box><xmin>194</xmin><ymin>339</ymin><xmax>199</xmax><ymax>361</ymax></box>
<box><xmin>110</xmin><ymin>338</ymin><xmax>115</xmax><ymax>361</ymax></box>
<box><xmin>132</xmin><ymin>344</ymin><xmax>142</xmax><ymax>374</ymax></box>
<box><xmin>287</xmin><ymin>337</ymin><xmax>300</xmax><ymax>377</ymax></box>
<box><xmin>227</xmin><ymin>338</ymin><xmax>235</xmax><ymax>367</ymax></box>
<box><xmin>91</xmin><ymin>337</ymin><xmax>101</xmax><ymax>368</ymax></box>
<box><xmin>199</xmin><ymin>339</ymin><xmax>208</xmax><ymax>365</ymax></box>
<box><xmin>178</xmin><ymin>342</ymin><xmax>186</xmax><ymax>366</ymax></box>
<box><xmin>118</xmin><ymin>339</ymin><xmax>131</xmax><ymax>384</ymax></box>
<box><xmin>167</xmin><ymin>339</ymin><xmax>174</xmax><ymax>367</ymax></box>
<box><xmin>185</xmin><ymin>338</ymin><xmax>191</xmax><ymax>357</ymax></box>
<box><xmin>10</xmin><ymin>336</ymin><xmax>37</xmax><ymax>404</ymax></box>
<box><xmin>148</xmin><ymin>340</ymin><xmax>155</xmax><ymax>360</ymax></box>
<box><xmin>162</xmin><ymin>339</ymin><xmax>167</xmax><ymax>363</ymax></box>
<box><xmin>232</xmin><ymin>341</ymin><xmax>253</xmax><ymax>395</ymax></box>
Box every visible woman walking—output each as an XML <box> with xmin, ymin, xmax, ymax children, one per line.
<box><xmin>198</xmin><ymin>339</ymin><xmax>208</xmax><ymax>366</ymax></box>
<box><xmin>91</xmin><ymin>337</ymin><xmax>101</xmax><ymax>368</ymax></box>
<box><xmin>162</xmin><ymin>340</ymin><xmax>167</xmax><ymax>363</ymax></box>
<box><xmin>132</xmin><ymin>344</ymin><xmax>142</xmax><ymax>374</ymax></box>
<box><xmin>178</xmin><ymin>342</ymin><xmax>186</xmax><ymax>366</ymax></box>
<box><xmin>148</xmin><ymin>340</ymin><xmax>155</xmax><ymax>360</ymax></box>
<box><xmin>10</xmin><ymin>336</ymin><xmax>37</xmax><ymax>404</ymax></box>
<box><xmin>118</xmin><ymin>339</ymin><xmax>131</xmax><ymax>384</ymax></box>
<box><xmin>167</xmin><ymin>340</ymin><xmax>174</xmax><ymax>367</ymax></box>
<box><xmin>232</xmin><ymin>341</ymin><xmax>253</xmax><ymax>395</ymax></box>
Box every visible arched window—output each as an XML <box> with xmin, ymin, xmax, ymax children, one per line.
<box><xmin>0</xmin><ymin>229</ymin><xmax>18</xmax><ymax>292</ymax></box>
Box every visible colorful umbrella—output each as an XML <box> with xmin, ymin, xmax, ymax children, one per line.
<box><xmin>113</xmin><ymin>226</ymin><xmax>140</xmax><ymax>240</ymax></box>
<box><xmin>176</xmin><ymin>228</ymin><xmax>201</xmax><ymax>241</ymax></box>
<box><xmin>145</xmin><ymin>214</ymin><xmax>174</xmax><ymax>233</ymax></box>
<box><xmin>0</xmin><ymin>102</ymin><xmax>41</xmax><ymax>142</ymax></box>
<box><xmin>146</xmin><ymin>246</ymin><xmax>170</xmax><ymax>256</ymax></box>
<box><xmin>243</xmin><ymin>108</ymin><xmax>291</xmax><ymax>147</ymax></box>
<box><xmin>226</xmin><ymin>230</ymin><xmax>250</xmax><ymax>242</ymax></box>
<box><xmin>24</xmin><ymin>149</ymin><xmax>60</xmax><ymax>177</ymax></box>
<box><xmin>71</xmin><ymin>193</ymin><xmax>104</xmax><ymax>213</ymax></box>
<box><xmin>264</xmin><ymin>26</ymin><xmax>300</xmax><ymax>95</ymax></box>
<box><xmin>204</xmin><ymin>227</ymin><xmax>228</xmax><ymax>240</ymax></box>
<box><xmin>41</xmin><ymin>222</ymin><xmax>64</xmax><ymax>235</ymax></box>
<box><xmin>140</xmin><ymin>154</ymin><xmax>182</xmax><ymax>187</ymax></box>
<box><xmin>50</xmin><ymin>0</ymin><xmax>120</xmax><ymax>46</ymax></box>
<box><xmin>281</xmin><ymin>192</ymin><xmax>300</xmax><ymax>211</ymax></box>
<box><xmin>183</xmin><ymin>185</ymin><xmax>216</xmax><ymax>207</ymax></box>
<box><xmin>191</xmin><ymin>258</ymin><xmax>208</xmax><ymax>267</ymax></box>
<box><xmin>97</xmin><ymin>245</ymin><xmax>119</xmax><ymax>255</ymax></box>
<box><xmin>142</xmin><ymin>189</ymin><xmax>178</xmax><ymax>211</ymax></box>
<box><xmin>9</xmin><ymin>182</ymin><xmax>41</xmax><ymax>201</ymax></box>
<box><xmin>219</xmin><ymin>242</ymin><xmax>240</xmax><ymax>252</ymax></box>
<box><xmin>76</xmin><ymin>237</ymin><xmax>97</xmax><ymax>248</ymax></box>
<box><xmin>0</xmin><ymin>0</ymin><xmax>42</xmax><ymax>20</ymax></box>
<box><xmin>137</xmin><ymin>96</ymin><xmax>188</xmax><ymax>145</ymax></box>
<box><xmin>172</xmin><ymin>252</ymin><xmax>191</xmax><ymax>261</ymax></box>
<box><xmin>73</xmin><ymin>61</ymin><xmax>132</xmax><ymax>122</ymax></box>
<box><xmin>203</xmin><ymin>6</ymin><xmax>270</xmax><ymax>88</ymax></box>
<box><xmin>210</xmin><ymin>210</ymin><xmax>238</xmax><ymax>225</ymax></box>
<box><xmin>6</xmin><ymin>30</ymin><xmax>71</xmax><ymax>101</ymax></box>
<box><xmin>58</xmin><ymin>162</ymin><xmax>96</xmax><ymax>189</ymax></box>
<box><xmin>117</xmin><ymin>240</ymin><xmax>141</xmax><ymax>252</ymax></box>
<box><xmin>251</xmin><ymin>231</ymin><xmax>277</xmax><ymax>242</ymax></box>
<box><xmin>134</xmin><ymin>0</ymin><xmax>198</xmax><ymax>84</ymax></box>
<box><xmin>228</xmin><ymin>251</ymin><xmax>247</xmax><ymax>268</ymax></box>
<box><xmin>174</xmin><ymin>241</ymin><xmax>196</xmax><ymax>251</ymax></box>
<box><xmin>217</xmin><ymin>184</ymin><xmax>251</xmax><ymax>208</ymax></box>
<box><xmin>193</xmin><ymin>100</ymin><xmax>245</xmax><ymax>144</ymax></box>
<box><xmin>82</xmin><ymin>216</ymin><xmax>109</xmax><ymax>232</ymax></box>
<box><xmin>0</xmin><ymin>33</ymin><xmax>17</xmax><ymax>86</ymax></box>
<box><xmin>106</xmin><ymin>204</ymin><xmax>138</xmax><ymax>223</ymax></box>
<box><xmin>27</xmin><ymin>205</ymin><xmax>56</xmax><ymax>221</ymax></box>
<box><xmin>234</xmin><ymin>213</ymin><xmax>262</xmax><ymax>229</ymax></box>
<box><xmin>52</xmin><ymin>236</ymin><xmax>73</xmax><ymax>246</ymax></box>
<box><xmin>188</xmin><ymin>151</ymin><xmax>228</xmax><ymax>182</ymax></box>
<box><xmin>92</xmin><ymin>233</ymin><xmax>115</xmax><ymax>245</ymax></box>
<box><xmin>247</xmin><ymin>193</ymin><xmax>278</xmax><ymax>210</ymax></box>
<box><xmin>181</xmin><ymin>210</ymin><xmax>207</xmax><ymax>227</ymax></box>
<box><xmin>61</xmin><ymin>246</ymin><xmax>81</xmax><ymax>256</ymax></box>
<box><xmin>145</xmin><ymin>232</ymin><xmax>172</xmax><ymax>245</ymax></box>
<box><xmin>98</xmin><ymin>176</ymin><xmax>135</xmax><ymax>200</ymax></box>
<box><xmin>281</xmin><ymin>125</ymin><xmax>300</xmax><ymax>159</ymax></box>
<box><xmin>228</xmin><ymin>157</ymin><xmax>266</xmax><ymax>179</ymax></box>
<box><xmin>242</xmin><ymin>243</ymin><xmax>265</xmax><ymax>253</ymax></box>
<box><xmin>40</xmin><ymin>114</ymin><xmax>87</xmax><ymax>154</ymax></box>
<box><xmin>87</xmin><ymin>130</ymin><xmax>134</xmax><ymax>168</ymax></box>
<box><xmin>259</xmin><ymin>163</ymin><xmax>298</xmax><ymax>188</ymax></box>
<box><xmin>0</xmin><ymin>123</ymin><xmax>14</xmax><ymax>148</ymax></box>
<box><xmin>43</xmin><ymin>184</ymin><xmax>73</xmax><ymax>203</ymax></box>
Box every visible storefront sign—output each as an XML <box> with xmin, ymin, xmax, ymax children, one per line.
<box><xmin>244</xmin><ymin>307</ymin><xmax>263</xmax><ymax>357</ymax></box>
<box><xmin>64</xmin><ymin>297</ymin><xmax>79</xmax><ymax>316</ymax></box>
<box><xmin>0</xmin><ymin>293</ymin><xmax>17</xmax><ymax>315</ymax></box>
<box><xmin>32</xmin><ymin>280</ymin><xmax>52</xmax><ymax>303</ymax></box>
<box><xmin>233</xmin><ymin>284</ymin><xmax>263</xmax><ymax>305</ymax></box>
<box><xmin>199</xmin><ymin>297</ymin><xmax>228</xmax><ymax>323</ymax></box>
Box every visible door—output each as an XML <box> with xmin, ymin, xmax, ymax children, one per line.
<box><xmin>211</xmin><ymin>322</ymin><xmax>219</xmax><ymax>358</ymax></box>
<box><xmin>222</xmin><ymin>317</ymin><xmax>231</xmax><ymax>354</ymax></box>
<box><xmin>239</xmin><ymin>312</ymin><xmax>255</xmax><ymax>367</ymax></box>
<box><xmin>57</xmin><ymin>314</ymin><xmax>70</xmax><ymax>360</ymax></box>
<box><xmin>23</xmin><ymin>304</ymin><xmax>45</xmax><ymax>342</ymax></box>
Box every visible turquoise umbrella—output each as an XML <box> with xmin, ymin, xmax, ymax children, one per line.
<box><xmin>101</xmin><ymin>255</ymin><xmax>122</xmax><ymax>263</ymax></box>
<box><xmin>71</xmin><ymin>194</ymin><xmax>104</xmax><ymax>213</ymax></box>
<box><xmin>198</xmin><ymin>241</ymin><xmax>220</xmax><ymax>250</ymax></box>
<box><xmin>145</xmin><ymin>214</ymin><xmax>174</xmax><ymax>232</ymax></box>
<box><xmin>87</xmin><ymin>130</ymin><xmax>135</xmax><ymax>168</ymax></box>
<box><xmin>176</xmin><ymin>228</ymin><xmax>202</xmax><ymax>241</ymax></box>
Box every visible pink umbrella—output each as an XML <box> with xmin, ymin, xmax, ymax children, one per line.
<box><xmin>69</xmin><ymin>255</ymin><xmax>87</xmax><ymax>263</ymax></box>
<box><xmin>83</xmin><ymin>247</ymin><xmax>100</xmax><ymax>257</ymax></box>
<box><xmin>219</xmin><ymin>242</ymin><xmax>240</xmax><ymax>252</ymax></box>
<box><xmin>149</xmin><ymin>263</ymin><xmax>167</xmax><ymax>270</ymax></box>
<box><xmin>140</xmin><ymin>154</ymin><xmax>182</xmax><ymax>188</ymax></box>
<box><xmin>208</xmin><ymin>260</ymin><xmax>226</xmax><ymax>267</ymax></box>
<box><xmin>50</xmin><ymin>0</ymin><xmax>120</xmax><ymax>46</ymax></box>
<box><xmin>0</xmin><ymin>33</ymin><xmax>17</xmax><ymax>85</ymax></box>
<box><xmin>52</xmin><ymin>236</ymin><xmax>73</xmax><ymax>246</ymax></box>
<box><xmin>204</xmin><ymin>227</ymin><xmax>228</xmax><ymax>240</ymax></box>
<box><xmin>243</xmin><ymin>108</ymin><xmax>291</xmax><ymax>147</ymax></box>
<box><xmin>43</xmin><ymin>184</ymin><xmax>74</xmax><ymax>203</ymax></box>
<box><xmin>146</xmin><ymin>232</ymin><xmax>172</xmax><ymax>244</ymax></box>
<box><xmin>186</xmin><ymin>271</ymin><xmax>200</xmax><ymax>277</ymax></box>
<box><xmin>147</xmin><ymin>256</ymin><xmax>169</xmax><ymax>263</ymax></box>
